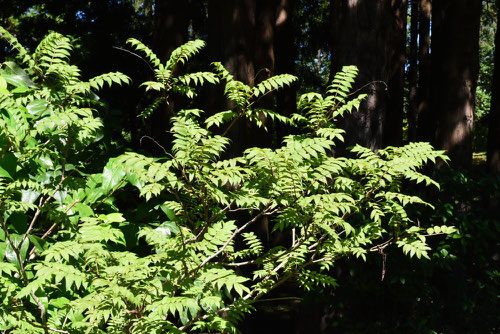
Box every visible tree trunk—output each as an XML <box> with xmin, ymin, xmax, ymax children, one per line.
<box><xmin>431</xmin><ymin>0</ymin><xmax>481</xmax><ymax>168</ymax></box>
<box><xmin>384</xmin><ymin>0</ymin><xmax>407</xmax><ymax>147</ymax></box>
<box><xmin>148</xmin><ymin>0</ymin><xmax>189</xmax><ymax>152</ymax></box>
<box><xmin>208</xmin><ymin>0</ymin><xmax>255</xmax><ymax>85</ymax></box>
<box><xmin>416</xmin><ymin>0</ymin><xmax>432</xmax><ymax>142</ymax></box>
<box><xmin>275</xmin><ymin>0</ymin><xmax>298</xmax><ymax>144</ymax></box>
<box><xmin>487</xmin><ymin>0</ymin><xmax>500</xmax><ymax>173</ymax></box>
<box><xmin>208</xmin><ymin>0</ymin><xmax>256</xmax><ymax>155</ymax></box>
<box><xmin>152</xmin><ymin>0</ymin><xmax>189</xmax><ymax>64</ymax></box>
<box><xmin>255</xmin><ymin>0</ymin><xmax>277</xmax><ymax>83</ymax></box>
<box><xmin>254</xmin><ymin>0</ymin><xmax>279</xmax><ymax>148</ymax></box>
<box><xmin>330</xmin><ymin>0</ymin><xmax>407</xmax><ymax>151</ymax></box>
<box><xmin>408</xmin><ymin>0</ymin><xmax>419</xmax><ymax>142</ymax></box>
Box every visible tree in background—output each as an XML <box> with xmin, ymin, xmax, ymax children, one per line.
<box><xmin>416</xmin><ymin>0</ymin><xmax>432</xmax><ymax>143</ymax></box>
<box><xmin>275</xmin><ymin>0</ymin><xmax>298</xmax><ymax>131</ymax></box>
<box><xmin>488</xmin><ymin>0</ymin><xmax>500</xmax><ymax>173</ymax></box>
<box><xmin>407</xmin><ymin>0</ymin><xmax>419</xmax><ymax>142</ymax></box>
<box><xmin>330</xmin><ymin>0</ymin><xmax>407</xmax><ymax>150</ymax></box>
<box><xmin>152</xmin><ymin>0</ymin><xmax>189</xmax><ymax>63</ymax></box>
<box><xmin>149</xmin><ymin>0</ymin><xmax>190</xmax><ymax>150</ymax></box>
<box><xmin>431</xmin><ymin>0</ymin><xmax>482</xmax><ymax>169</ymax></box>
<box><xmin>0</xmin><ymin>1</ymin><xmax>498</xmax><ymax>332</ymax></box>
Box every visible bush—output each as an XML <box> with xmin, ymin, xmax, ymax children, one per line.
<box><xmin>0</xmin><ymin>29</ymin><xmax>454</xmax><ymax>333</ymax></box>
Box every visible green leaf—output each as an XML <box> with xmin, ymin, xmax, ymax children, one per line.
<box><xmin>50</xmin><ymin>297</ymin><xmax>70</xmax><ymax>309</ymax></box>
<box><xmin>3</xmin><ymin>61</ymin><xmax>36</xmax><ymax>88</ymax></box>
<box><xmin>0</xmin><ymin>153</ymin><xmax>17</xmax><ymax>179</ymax></box>
<box><xmin>156</xmin><ymin>221</ymin><xmax>180</xmax><ymax>237</ymax></box>
<box><xmin>5</xmin><ymin>234</ymin><xmax>29</xmax><ymax>268</ymax></box>
<box><xmin>0</xmin><ymin>76</ymin><xmax>8</xmax><ymax>95</ymax></box>
<box><xmin>102</xmin><ymin>163</ymin><xmax>126</xmax><ymax>193</ymax></box>
<box><xmin>21</xmin><ymin>189</ymin><xmax>41</xmax><ymax>204</ymax></box>
<box><xmin>0</xmin><ymin>164</ymin><xmax>11</xmax><ymax>177</ymax></box>
<box><xmin>0</xmin><ymin>242</ymin><xmax>5</xmax><ymax>261</ymax></box>
<box><xmin>26</xmin><ymin>99</ymin><xmax>48</xmax><ymax>115</ymax></box>
<box><xmin>74</xmin><ymin>202</ymin><xmax>94</xmax><ymax>218</ymax></box>
<box><xmin>160</xmin><ymin>204</ymin><xmax>176</xmax><ymax>220</ymax></box>
<box><xmin>28</xmin><ymin>235</ymin><xmax>47</xmax><ymax>253</ymax></box>
<box><xmin>7</xmin><ymin>212</ymin><xmax>28</xmax><ymax>234</ymax></box>
<box><xmin>127</xmin><ymin>173</ymin><xmax>145</xmax><ymax>190</ymax></box>
<box><xmin>103</xmin><ymin>213</ymin><xmax>126</xmax><ymax>223</ymax></box>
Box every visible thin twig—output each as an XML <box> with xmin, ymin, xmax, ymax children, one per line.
<box><xmin>254</xmin><ymin>296</ymin><xmax>302</xmax><ymax>303</ymax></box>
<box><xmin>179</xmin><ymin>205</ymin><xmax>271</xmax><ymax>281</ymax></box>
<box><xmin>27</xmin><ymin>199</ymin><xmax>80</xmax><ymax>259</ymax></box>
<box><xmin>0</xmin><ymin>217</ymin><xmax>48</xmax><ymax>333</ymax></box>
<box><xmin>140</xmin><ymin>135</ymin><xmax>170</xmax><ymax>156</ymax></box>
<box><xmin>346</xmin><ymin>80</ymin><xmax>388</xmax><ymax>98</ymax></box>
<box><xmin>221</xmin><ymin>114</ymin><xmax>242</xmax><ymax>137</ymax></box>
<box><xmin>93</xmin><ymin>179</ymin><xmax>126</xmax><ymax>209</ymax></box>
<box><xmin>112</xmin><ymin>46</ymin><xmax>154</xmax><ymax>73</ymax></box>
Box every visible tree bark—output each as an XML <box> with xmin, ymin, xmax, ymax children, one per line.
<box><xmin>208</xmin><ymin>0</ymin><xmax>257</xmax><ymax>155</ymax></box>
<box><xmin>275</xmin><ymin>0</ymin><xmax>298</xmax><ymax>143</ymax></box>
<box><xmin>255</xmin><ymin>0</ymin><xmax>277</xmax><ymax>83</ymax></box>
<box><xmin>408</xmin><ymin>0</ymin><xmax>419</xmax><ymax>142</ymax></box>
<box><xmin>254</xmin><ymin>0</ymin><xmax>279</xmax><ymax>148</ymax></box>
<box><xmin>148</xmin><ymin>0</ymin><xmax>189</xmax><ymax>152</ymax></box>
<box><xmin>431</xmin><ymin>0</ymin><xmax>481</xmax><ymax>168</ymax></box>
<box><xmin>152</xmin><ymin>0</ymin><xmax>189</xmax><ymax>63</ymax></box>
<box><xmin>330</xmin><ymin>0</ymin><xmax>407</xmax><ymax>151</ymax></box>
<box><xmin>208</xmin><ymin>0</ymin><xmax>255</xmax><ymax>85</ymax></box>
<box><xmin>416</xmin><ymin>0</ymin><xmax>432</xmax><ymax>142</ymax></box>
<box><xmin>487</xmin><ymin>0</ymin><xmax>500</xmax><ymax>173</ymax></box>
<box><xmin>384</xmin><ymin>0</ymin><xmax>407</xmax><ymax>147</ymax></box>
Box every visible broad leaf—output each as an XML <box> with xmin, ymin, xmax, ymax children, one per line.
<box><xmin>5</xmin><ymin>234</ymin><xmax>29</xmax><ymax>268</ymax></box>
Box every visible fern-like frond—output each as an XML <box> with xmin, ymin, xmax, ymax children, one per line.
<box><xmin>166</xmin><ymin>39</ymin><xmax>206</xmax><ymax>70</ymax></box>
<box><xmin>127</xmin><ymin>38</ymin><xmax>161</xmax><ymax>68</ymax></box>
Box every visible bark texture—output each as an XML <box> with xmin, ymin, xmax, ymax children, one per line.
<box><xmin>152</xmin><ymin>0</ymin><xmax>189</xmax><ymax>64</ymax></box>
<box><xmin>416</xmin><ymin>0</ymin><xmax>432</xmax><ymax>142</ymax></box>
<box><xmin>408</xmin><ymin>0</ymin><xmax>419</xmax><ymax>142</ymax></box>
<box><xmin>148</xmin><ymin>0</ymin><xmax>189</xmax><ymax>152</ymax></box>
<box><xmin>208</xmin><ymin>0</ymin><xmax>258</xmax><ymax>155</ymax></box>
<box><xmin>384</xmin><ymin>0</ymin><xmax>407</xmax><ymax>147</ymax></box>
<box><xmin>275</xmin><ymin>0</ymin><xmax>298</xmax><ymax>143</ymax></box>
<box><xmin>254</xmin><ymin>0</ymin><xmax>279</xmax><ymax>147</ymax></box>
<box><xmin>487</xmin><ymin>0</ymin><xmax>500</xmax><ymax>173</ymax></box>
<box><xmin>208</xmin><ymin>0</ymin><xmax>256</xmax><ymax>86</ymax></box>
<box><xmin>255</xmin><ymin>0</ymin><xmax>277</xmax><ymax>83</ymax></box>
<box><xmin>331</xmin><ymin>0</ymin><xmax>407</xmax><ymax>150</ymax></box>
<box><xmin>431</xmin><ymin>0</ymin><xmax>481</xmax><ymax>168</ymax></box>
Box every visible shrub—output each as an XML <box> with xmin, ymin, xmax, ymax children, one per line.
<box><xmin>0</xmin><ymin>29</ymin><xmax>454</xmax><ymax>333</ymax></box>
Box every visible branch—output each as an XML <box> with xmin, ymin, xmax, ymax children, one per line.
<box><xmin>112</xmin><ymin>46</ymin><xmax>154</xmax><ymax>73</ymax></box>
<box><xmin>140</xmin><ymin>135</ymin><xmax>170</xmax><ymax>156</ymax></box>
<box><xmin>0</xmin><ymin>217</ymin><xmax>48</xmax><ymax>333</ymax></box>
<box><xmin>180</xmin><ymin>205</ymin><xmax>271</xmax><ymax>281</ymax></box>
<box><xmin>221</xmin><ymin>113</ymin><xmax>242</xmax><ymax>137</ymax></box>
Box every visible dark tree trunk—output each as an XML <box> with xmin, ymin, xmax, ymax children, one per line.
<box><xmin>255</xmin><ymin>0</ymin><xmax>277</xmax><ymax>83</ymax></box>
<box><xmin>152</xmin><ymin>0</ymin><xmax>189</xmax><ymax>64</ymax></box>
<box><xmin>275</xmin><ymin>0</ymin><xmax>298</xmax><ymax>144</ymax></box>
<box><xmin>148</xmin><ymin>0</ymin><xmax>189</xmax><ymax>152</ymax></box>
<box><xmin>408</xmin><ymin>0</ymin><xmax>419</xmax><ymax>142</ymax></box>
<box><xmin>487</xmin><ymin>0</ymin><xmax>500</xmax><ymax>173</ymax></box>
<box><xmin>331</xmin><ymin>0</ymin><xmax>407</xmax><ymax>151</ymax></box>
<box><xmin>208</xmin><ymin>0</ymin><xmax>257</xmax><ymax>155</ymax></box>
<box><xmin>254</xmin><ymin>0</ymin><xmax>279</xmax><ymax>148</ymax></box>
<box><xmin>384</xmin><ymin>0</ymin><xmax>407</xmax><ymax>147</ymax></box>
<box><xmin>208</xmin><ymin>0</ymin><xmax>255</xmax><ymax>85</ymax></box>
<box><xmin>416</xmin><ymin>0</ymin><xmax>432</xmax><ymax>142</ymax></box>
<box><xmin>431</xmin><ymin>0</ymin><xmax>481</xmax><ymax>168</ymax></box>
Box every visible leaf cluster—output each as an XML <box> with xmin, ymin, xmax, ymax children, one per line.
<box><xmin>0</xmin><ymin>30</ymin><xmax>455</xmax><ymax>333</ymax></box>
